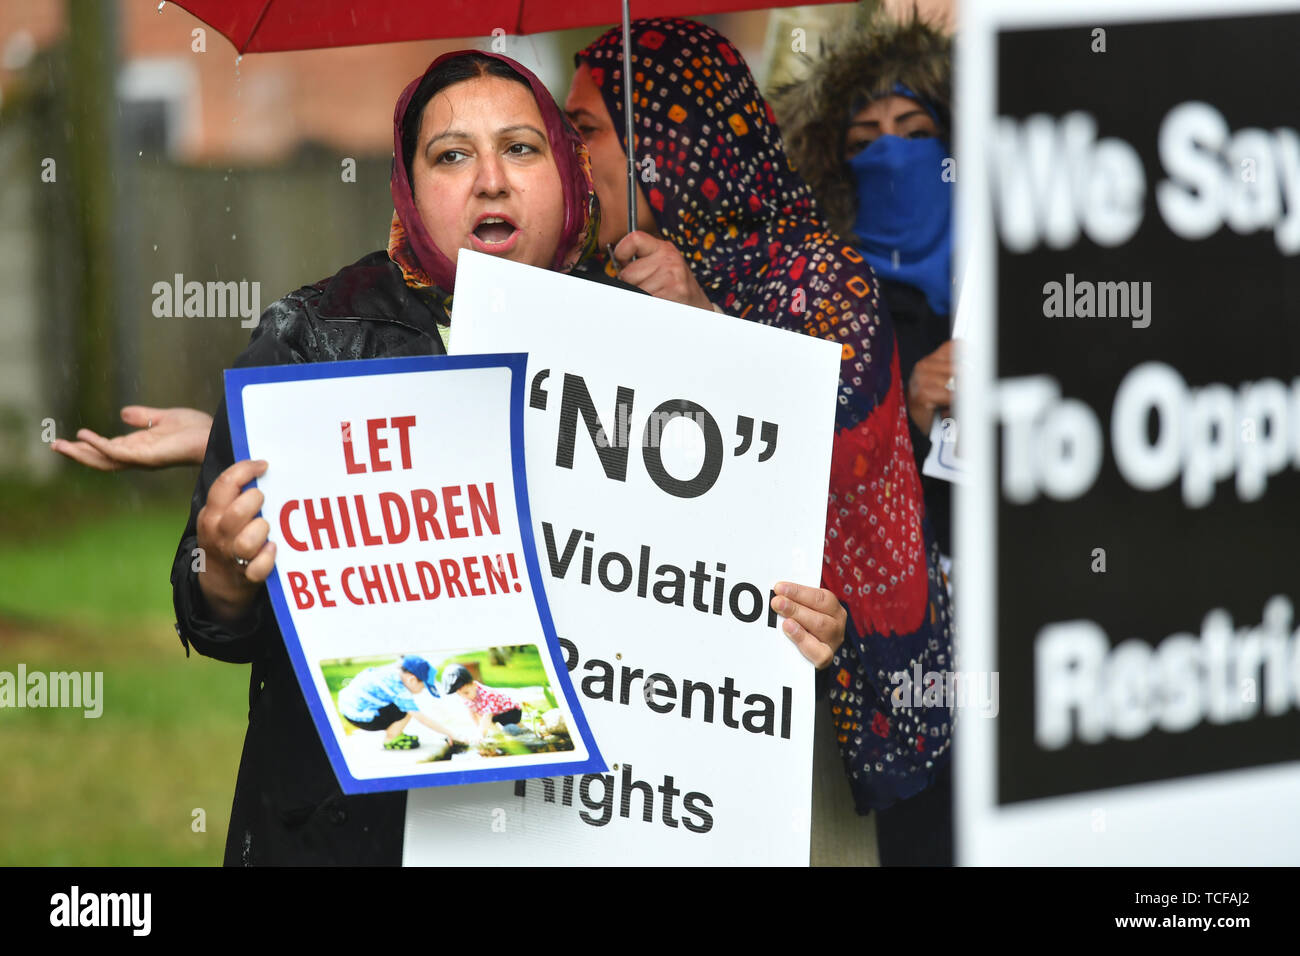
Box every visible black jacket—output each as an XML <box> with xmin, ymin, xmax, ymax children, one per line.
<box><xmin>880</xmin><ymin>277</ymin><xmax>952</xmax><ymax>557</ymax></box>
<box><xmin>171</xmin><ymin>251</ymin><xmax>633</xmax><ymax>865</ymax></box>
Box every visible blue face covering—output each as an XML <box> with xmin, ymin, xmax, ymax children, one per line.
<box><xmin>849</xmin><ymin>134</ymin><xmax>953</xmax><ymax>316</ymax></box>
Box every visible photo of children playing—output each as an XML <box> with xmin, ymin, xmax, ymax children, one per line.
<box><xmin>323</xmin><ymin>646</ymin><xmax>574</xmax><ymax>775</ymax></box>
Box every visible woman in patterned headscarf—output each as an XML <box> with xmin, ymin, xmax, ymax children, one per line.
<box><xmin>568</xmin><ymin>18</ymin><xmax>955</xmax><ymax>845</ymax></box>
<box><xmin>772</xmin><ymin>11</ymin><xmax>956</xmax><ymax>569</ymax></box>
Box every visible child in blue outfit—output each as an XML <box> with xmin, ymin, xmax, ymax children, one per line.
<box><xmin>337</xmin><ymin>655</ymin><xmax>468</xmax><ymax>751</ymax></box>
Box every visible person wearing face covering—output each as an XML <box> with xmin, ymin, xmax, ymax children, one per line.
<box><xmin>570</xmin><ymin>18</ymin><xmax>955</xmax><ymax>864</ymax></box>
<box><xmin>773</xmin><ymin>13</ymin><xmax>955</xmax><ymax>563</ymax></box>
<box><xmin>169</xmin><ymin>50</ymin><xmax>624</xmax><ymax>866</ymax></box>
<box><xmin>772</xmin><ymin>12</ymin><xmax>956</xmax><ymax>866</ymax></box>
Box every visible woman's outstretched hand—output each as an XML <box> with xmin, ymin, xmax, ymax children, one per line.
<box><xmin>51</xmin><ymin>405</ymin><xmax>213</xmax><ymax>471</ymax></box>
<box><xmin>612</xmin><ymin>231</ymin><xmax>716</xmax><ymax>312</ymax></box>
<box><xmin>771</xmin><ymin>582</ymin><xmax>847</xmax><ymax>669</ymax></box>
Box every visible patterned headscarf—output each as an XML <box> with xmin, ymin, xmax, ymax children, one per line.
<box><xmin>388</xmin><ymin>50</ymin><xmax>601</xmax><ymax>296</ymax></box>
<box><xmin>578</xmin><ymin>18</ymin><xmax>953</xmax><ymax>810</ymax></box>
<box><xmin>577</xmin><ymin>19</ymin><xmax>927</xmax><ymax>635</ymax></box>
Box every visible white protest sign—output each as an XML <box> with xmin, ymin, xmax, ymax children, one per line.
<box><xmin>922</xmin><ymin>267</ymin><xmax>973</xmax><ymax>485</ymax></box>
<box><xmin>403</xmin><ymin>252</ymin><xmax>841</xmax><ymax>864</ymax></box>
<box><xmin>225</xmin><ymin>353</ymin><xmax>604</xmax><ymax>794</ymax></box>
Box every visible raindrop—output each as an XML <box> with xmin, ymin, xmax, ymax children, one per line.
<box><xmin>152</xmin><ymin>244</ymin><xmax>158</xmax><ymax>251</ymax></box>
<box><xmin>156</xmin><ymin>1</ymin><xmax>165</xmax><ymax>10</ymax></box>
<box><xmin>231</xmin><ymin>234</ymin><xmax>237</xmax><ymax>240</ymax></box>
<box><xmin>137</xmin><ymin>150</ymin><xmax>142</xmax><ymax>157</ymax></box>
<box><xmin>225</xmin><ymin>205</ymin><xmax>230</xmax><ymax>213</ymax></box>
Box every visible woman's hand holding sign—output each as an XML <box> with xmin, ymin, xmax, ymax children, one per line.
<box><xmin>196</xmin><ymin>458</ymin><xmax>277</xmax><ymax>622</ymax></box>
<box><xmin>907</xmin><ymin>340</ymin><xmax>956</xmax><ymax>434</ymax></box>
<box><xmin>771</xmin><ymin>582</ymin><xmax>847</xmax><ymax>669</ymax></box>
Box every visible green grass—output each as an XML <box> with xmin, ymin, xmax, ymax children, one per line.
<box><xmin>0</xmin><ymin>508</ymin><xmax>184</xmax><ymax>625</ymax></box>
<box><xmin>0</xmin><ymin>478</ymin><xmax>249</xmax><ymax>865</ymax></box>
<box><xmin>444</xmin><ymin>647</ymin><xmax>548</xmax><ymax>688</ymax></box>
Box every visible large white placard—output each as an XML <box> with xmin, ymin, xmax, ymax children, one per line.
<box><xmin>403</xmin><ymin>252</ymin><xmax>841</xmax><ymax>864</ymax></box>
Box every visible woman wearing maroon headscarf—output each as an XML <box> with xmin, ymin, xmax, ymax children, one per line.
<box><xmin>566</xmin><ymin>19</ymin><xmax>956</xmax><ymax>853</ymax></box>
<box><xmin>169</xmin><ymin>50</ymin><xmax>620</xmax><ymax>866</ymax></box>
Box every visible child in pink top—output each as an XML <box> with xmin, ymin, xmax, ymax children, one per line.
<box><xmin>441</xmin><ymin>664</ymin><xmax>523</xmax><ymax>736</ymax></box>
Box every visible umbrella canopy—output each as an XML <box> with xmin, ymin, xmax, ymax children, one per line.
<box><xmin>166</xmin><ymin>0</ymin><xmax>840</xmax><ymax>54</ymax></box>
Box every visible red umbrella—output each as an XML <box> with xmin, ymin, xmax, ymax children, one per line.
<box><xmin>167</xmin><ymin>0</ymin><xmax>843</xmax><ymax>232</ymax></box>
<box><xmin>164</xmin><ymin>0</ymin><xmax>838</xmax><ymax>52</ymax></box>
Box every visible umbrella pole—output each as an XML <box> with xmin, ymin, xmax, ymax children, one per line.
<box><xmin>622</xmin><ymin>0</ymin><xmax>636</xmax><ymax>236</ymax></box>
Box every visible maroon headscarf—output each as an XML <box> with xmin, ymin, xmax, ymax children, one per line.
<box><xmin>388</xmin><ymin>50</ymin><xmax>600</xmax><ymax>294</ymax></box>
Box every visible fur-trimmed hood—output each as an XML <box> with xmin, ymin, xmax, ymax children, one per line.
<box><xmin>770</xmin><ymin>11</ymin><xmax>952</xmax><ymax>237</ymax></box>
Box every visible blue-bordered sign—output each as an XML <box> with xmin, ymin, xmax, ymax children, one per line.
<box><xmin>225</xmin><ymin>352</ymin><xmax>604</xmax><ymax>794</ymax></box>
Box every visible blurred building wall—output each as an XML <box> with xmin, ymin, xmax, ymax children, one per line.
<box><xmin>125</xmin><ymin>156</ymin><xmax>396</xmax><ymax>417</ymax></box>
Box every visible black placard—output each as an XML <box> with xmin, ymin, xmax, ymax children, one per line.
<box><xmin>992</xmin><ymin>13</ymin><xmax>1300</xmax><ymax>805</ymax></box>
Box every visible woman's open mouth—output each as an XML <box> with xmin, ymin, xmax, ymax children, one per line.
<box><xmin>469</xmin><ymin>214</ymin><xmax>521</xmax><ymax>254</ymax></box>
